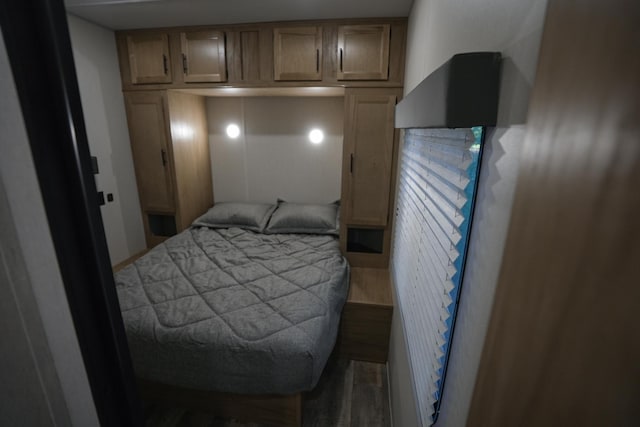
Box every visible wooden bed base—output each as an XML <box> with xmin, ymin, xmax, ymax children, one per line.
<box><xmin>137</xmin><ymin>378</ymin><xmax>302</xmax><ymax>427</ymax></box>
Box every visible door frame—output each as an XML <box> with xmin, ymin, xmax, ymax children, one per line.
<box><xmin>0</xmin><ymin>0</ymin><xmax>141</xmax><ymax>425</ymax></box>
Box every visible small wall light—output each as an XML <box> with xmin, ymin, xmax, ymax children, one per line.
<box><xmin>226</xmin><ymin>123</ymin><xmax>240</xmax><ymax>139</ymax></box>
<box><xmin>309</xmin><ymin>128</ymin><xmax>324</xmax><ymax>144</ymax></box>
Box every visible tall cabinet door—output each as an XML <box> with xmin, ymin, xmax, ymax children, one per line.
<box><xmin>344</xmin><ymin>91</ymin><xmax>397</xmax><ymax>226</ymax></box>
<box><xmin>273</xmin><ymin>26</ymin><xmax>322</xmax><ymax>81</ymax></box>
<box><xmin>124</xmin><ymin>91</ymin><xmax>175</xmax><ymax>213</ymax></box>
<box><xmin>180</xmin><ymin>30</ymin><xmax>227</xmax><ymax>83</ymax></box>
<box><xmin>126</xmin><ymin>33</ymin><xmax>172</xmax><ymax>84</ymax></box>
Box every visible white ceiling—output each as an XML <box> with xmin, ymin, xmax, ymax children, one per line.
<box><xmin>65</xmin><ymin>0</ymin><xmax>414</xmax><ymax>30</ymax></box>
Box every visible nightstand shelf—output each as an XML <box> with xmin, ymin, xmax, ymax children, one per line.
<box><xmin>338</xmin><ymin>267</ymin><xmax>393</xmax><ymax>363</ymax></box>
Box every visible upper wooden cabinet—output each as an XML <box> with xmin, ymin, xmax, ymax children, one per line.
<box><xmin>126</xmin><ymin>33</ymin><xmax>172</xmax><ymax>84</ymax></box>
<box><xmin>337</xmin><ymin>25</ymin><xmax>390</xmax><ymax>80</ymax></box>
<box><xmin>180</xmin><ymin>30</ymin><xmax>227</xmax><ymax>83</ymax></box>
<box><xmin>273</xmin><ymin>26</ymin><xmax>323</xmax><ymax>81</ymax></box>
<box><xmin>116</xmin><ymin>19</ymin><xmax>406</xmax><ymax>89</ymax></box>
<box><xmin>227</xmin><ymin>29</ymin><xmax>263</xmax><ymax>83</ymax></box>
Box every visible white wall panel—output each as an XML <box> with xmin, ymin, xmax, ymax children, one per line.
<box><xmin>67</xmin><ymin>14</ymin><xmax>145</xmax><ymax>264</ymax></box>
<box><xmin>208</xmin><ymin>97</ymin><xmax>343</xmax><ymax>204</ymax></box>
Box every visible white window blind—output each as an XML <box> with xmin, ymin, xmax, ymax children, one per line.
<box><xmin>392</xmin><ymin>127</ymin><xmax>484</xmax><ymax>425</ymax></box>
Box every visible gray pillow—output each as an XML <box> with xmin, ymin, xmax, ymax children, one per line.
<box><xmin>192</xmin><ymin>202</ymin><xmax>276</xmax><ymax>232</ymax></box>
<box><xmin>265</xmin><ymin>201</ymin><xmax>340</xmax><ymax>235</ymax></box>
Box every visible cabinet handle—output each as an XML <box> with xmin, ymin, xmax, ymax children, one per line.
<box><xmin>339</xmin><ymin>48</ymin><xmax>343</xmax><ymax>71</ymax></box>
<box><xmin>182</xmin><ymin>53</ymin><xmax>188</xmax><ymax>74</ymax></box>
<box><xmin>316</xmin><ymin>49</ymin><xmax>319</xmax><ymax>72</ymax></box>
<box><xmin>350</xmin><ymin>153</ymin><xmax>354</xmax><ymax>173</ymax></box>
<box><xmin>161</xmin><ymin>149</ymin><xmax>167</xmax><ymax>166</ymax></box>
<box><xmin>162</xmin><ymin>54</ymin><xmax>168</xmax><ymax>75</ymax></box>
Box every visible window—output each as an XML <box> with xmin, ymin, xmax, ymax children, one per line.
<box><xmin>392</xmin><ymin>127</ymin><xmax>484</xmax><ymax>425</ymax></box>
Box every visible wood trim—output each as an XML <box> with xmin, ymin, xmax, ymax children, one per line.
<box><xmin>166</xmin><ymin>91</ymin><xmax>213</xmax><ymax>231</ymax></box>
<box><xmin>348</xmin><ymin>267</ymin><xmax>392</xmax><ymax>307</ymax></box>
<box><xmin>467</xmin><ymin>0</ymin><xmax>640</xmax><ymax>425</ymax></box>
<box><xmin>137</xmin><ymin>379</ymin><xmax>302</xmax><ymax>427</ymax></box>
<box><xmin>112</xmin><ymin>249</ymin><xmax>149</xmax><ymax>273</ymax></box>
<box><xmin>116</xmin><ymin>17</ymin><xmax>408</xmax><ymax>36</ymax></box>
<box><xmin>118</xmin><ymin>80</ymin><xmax>405</xmax><ymax>91</ymax></box>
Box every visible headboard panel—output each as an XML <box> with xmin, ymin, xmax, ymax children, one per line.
<box><xmin>207</xmin><ymin>96</ymin><xmax>344</xmax><ymax>204</ymax></box>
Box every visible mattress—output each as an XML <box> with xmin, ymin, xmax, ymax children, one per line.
<box><xmin>115</xmin><ymin>226</ymin><xmax>349</xmax><ymax>395</ymax></box>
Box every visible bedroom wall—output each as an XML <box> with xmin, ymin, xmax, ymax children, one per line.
<box><xmin>67</xmin><ymin>14</ymin><xmax>145</xmax><ymax>265</ymax></box>
<box><xmin>388</xmin><ymin>0</ymin><xmax>548</xmax><ymax>426</ymax></box>
<box><xmin>207</xmin><ymin>96</ymin><xmax>344</xmax><ymax>204</ymax></box>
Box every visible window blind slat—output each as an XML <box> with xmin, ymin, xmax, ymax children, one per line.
<box><xmin>399</xmin><ymin>181</ymin><xmax>461</xmax><ymax>259</ymax></box>
<box><xmin>393</xmin><ymin>127</ymin><xmax>484</xmax><ymax>426</ymax></box>
<box><xmin>400</xmin><ymin>194</ymin><xmax>456</xmax><ymax>287</ymax></box>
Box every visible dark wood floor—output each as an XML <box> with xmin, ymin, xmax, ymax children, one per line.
<box><xmin>144</xmin><ymin>358</ymin><xmax>391</xmax><ymax>427</ymax></box>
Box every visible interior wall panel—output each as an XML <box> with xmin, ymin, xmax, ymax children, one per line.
<box><xmin>207</xmin><ymin>96</ymin><xmax>343</xmax><ymax>205</ymax></box>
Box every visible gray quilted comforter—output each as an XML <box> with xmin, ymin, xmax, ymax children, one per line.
<box><xmin>115</xmin><ymin>226</ymin><xmax>349</xmax><ymax>395</ymax></box>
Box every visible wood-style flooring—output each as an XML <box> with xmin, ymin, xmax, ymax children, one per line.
<box><xmin>144</xmin><ymin>358</ymin><xmax>391</xmax><ymax>427</ymax></box>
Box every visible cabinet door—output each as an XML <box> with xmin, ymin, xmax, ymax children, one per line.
<box><xmin>227</xmin><ymin>29</ymin><xmax>264</xmax><ymax>83</ymax></box>
<box><xmin>124</xmin><ymin>92</ymin><xmax>175</xmax><ymax>212</ymax></box>
<box><xmin>337</xmin><ymin>25</ymin><xmax>390</xmax><ymax>80</ymax></box>
<box><xmin>126</xmin><ymin>33</ymin><xmax>171</xmax><ymax>84</ymax></box>
<box><xmin>180</xmin><ymin>30</ymin><xmax>227</xmax><ymax>83</ymax></box>
<box><xmin>273</xmin><ymin>26</ymin><xmax>322</xmax><ymax>81</ymax></box>
<box><xmin>344</xmin><ymin>93</ymin><xmax>397</xmax><ymax>226</ymax></box>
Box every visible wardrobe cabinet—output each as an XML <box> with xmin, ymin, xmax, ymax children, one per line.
<box><xmin>337</xmin><ymin>24</ymin><xmax>390</xmax><ymax>80</ymax></box>
<box><xmin>340</xmin><ymin>88</ymin><xmax>401</xmax><ymax>268</ymax></box>
<box><xmin>273</xmin><ymin>26</ymin><xmax>323</xmax><ymax>81</ymax></box>
<box><xmin>343</xmin><ymin>90</ymin><xmax>397</xmax><ymax>225</ymax></box>
<box><xmin>126</xmin><ymin>33</ymin><xmax>172</xmax><ymax>84</ymax></box>
<box><xmin>124</xmin><ymin>91</ymin><xmax>213</xmax><ymax>248</ymax></box>
<box><xmin>180</xmin><ymin>30</ymin><xmax>227</xmax><ymax>83</ymax></box>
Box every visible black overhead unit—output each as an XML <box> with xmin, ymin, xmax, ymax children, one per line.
<box><xmin>395</xmin><ymin>52</ymin><xmax>501</xmax><ymax>129</ymax></box>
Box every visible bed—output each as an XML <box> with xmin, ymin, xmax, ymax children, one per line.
<box><xmin>114</xmin><ymin>201</ymin><xmax>349</xmax><ymax>423</ymax></box>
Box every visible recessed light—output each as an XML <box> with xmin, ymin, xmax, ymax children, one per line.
<box><xmin>309</xmin><ymin>128</ymin><xmax>324</xmax><ymax>144</ymax></box>
<box><xmin>226</xmin><ymin>123</ymin><xmax>240</xmax><ymax>139</ymax></box>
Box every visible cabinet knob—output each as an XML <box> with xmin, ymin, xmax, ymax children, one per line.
<box><xmin>339</xmin><ymin>48</ymin><xmax>343</xmax><ymax>72</ymax></box>
<box><xmin>162</xmin><ymin>54</ymin><xmax>168</xmax><ymax>75</ymax></box>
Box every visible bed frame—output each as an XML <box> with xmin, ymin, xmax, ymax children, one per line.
<box><xmin>138</xmin><ymin>378</ymin><xmax>302</xmax><ymax>427</ymax></box>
